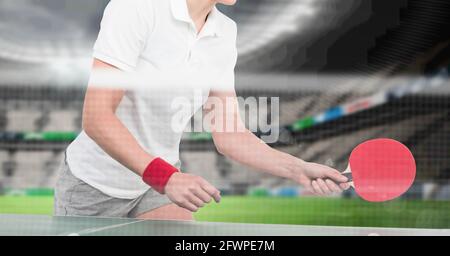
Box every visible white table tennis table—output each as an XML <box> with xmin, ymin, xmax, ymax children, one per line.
<box><xmin>1</xmin><ymin>214</ymin><xmax>449</xmax><ymax>236</ymax></box>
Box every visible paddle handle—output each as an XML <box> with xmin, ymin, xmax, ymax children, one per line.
<box><xmin>342</xmin><ymin>165</ymin><xmax>354</xmax><ymax>188</ymax></box>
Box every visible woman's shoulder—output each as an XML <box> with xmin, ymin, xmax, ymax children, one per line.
<box><xmin>215</xmin><ymin>9</ymin><xmax>238</xmax><ymax>40</ymax></box>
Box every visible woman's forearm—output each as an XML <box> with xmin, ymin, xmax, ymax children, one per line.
<box><xmin>213</xmin><ymin>130</ymin><xmax>301</xmax><ymax>179</ymax></box>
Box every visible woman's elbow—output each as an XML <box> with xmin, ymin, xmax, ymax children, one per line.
<box><xmin>212</xmin><ymin>134</ymin><xmax>231</xmax><ymax>156</ymax></box>
<box><xmin>215</xmin><ymin>144</ymin><xmax>227</xmax><ymax>156</ymax></box>
<box><xmin>82</xmin><ymin>110</ymin><xmax>106</xmax><ymax>139</ymax></box>
<box><xmin>82</xmin><ymin>115</ymin><xmax>97</xmax><ymax>138</ymax></box>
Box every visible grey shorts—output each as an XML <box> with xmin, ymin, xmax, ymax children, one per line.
<box><xmin>54</xmin><ymin>157</ymin><xmax>172</xmax><ymax>218</ymax></box>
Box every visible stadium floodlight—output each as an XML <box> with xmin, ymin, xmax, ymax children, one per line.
<box><xmin>237</xmin><ymin>0</ymin><xmax>319</xmax><ymax>59</ymax></box>
<box><xmin>0</xmin><ymin>0</ymin><xmax>94</xmax><ymax>63</ymax></box>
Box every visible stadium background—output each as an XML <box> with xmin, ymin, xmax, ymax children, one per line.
<box><xmin>0</xmin><ymin>0</ymin><xmax>449</xmax><ymax>228</ymax></box>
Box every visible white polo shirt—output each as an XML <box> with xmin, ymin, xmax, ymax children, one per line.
<box><xmin>66</xmin><ymin>0</ymin><xmax>238</xmax><ymax>199</ymax></box>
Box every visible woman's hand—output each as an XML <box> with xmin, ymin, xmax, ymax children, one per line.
<box><xmin>289</xmin><ymin>160</ymin><xmax>351</xmax><ymax>195</ymax></box>
<box><xmin>165</xmin><ymin>173</ymin><xmax>221</xmax><ymax>212</ymax></box>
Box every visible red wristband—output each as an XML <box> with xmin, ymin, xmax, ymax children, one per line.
<box><xmin>142</xmin><ymin>158</ymin><xmax>179</xmax><ymax>194</ymax></box>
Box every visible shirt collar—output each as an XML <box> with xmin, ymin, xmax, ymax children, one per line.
<box><xmin>170</xmin><ymin>0</ymin><xmax>222</xmax><ymax>37</ymax></box>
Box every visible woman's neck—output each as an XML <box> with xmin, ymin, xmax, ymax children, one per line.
<box><xmin>186</xmin><ymin>0</ymin><xmax>215</xmax><ymax>33</ymax></box>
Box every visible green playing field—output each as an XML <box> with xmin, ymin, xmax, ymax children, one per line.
<box><xmin>0</xmin><ymin>196</ymin><xmax>449</xmax><ymax>228</ymax></box>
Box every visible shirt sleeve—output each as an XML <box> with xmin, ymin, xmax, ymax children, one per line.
<box><xmin>93</xmin><ymin>0</ymin><xmax>154</xmax><ymax>72</ymax></box>
<box><xmin>216</xmin><ymin>22</ymin><xmax>238</xmax><ymax>92</ymax></box>
<box><xmin>221</xmin><ymin>50</ymin><xmax>237</xmax><ymax>92</ymax></box>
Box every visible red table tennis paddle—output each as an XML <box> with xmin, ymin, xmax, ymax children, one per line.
<box><xmin>342</xmin><ymin>138</ymin><xmax>416</xmax><ymax>202</ymax></box>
